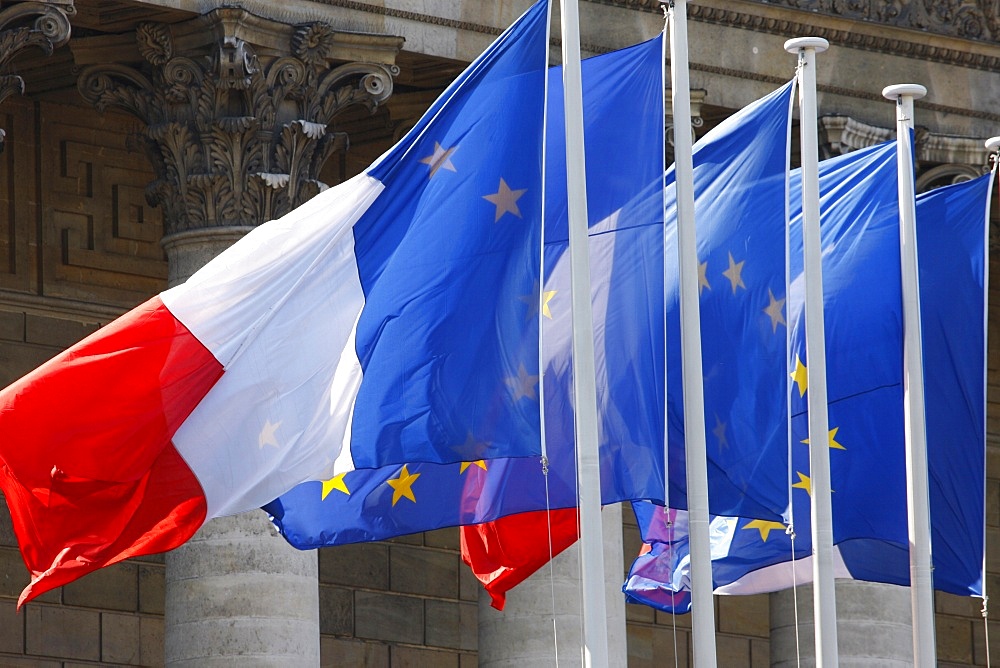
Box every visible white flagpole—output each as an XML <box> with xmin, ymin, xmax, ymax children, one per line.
<box><xmin>668</xmin><ymin>2</ymin><xmax>718</xmax><ymax>665</ymax></box>
<box><xmin>882</xmin><ymin>82</ymin><xmax>936</xmax><ymax>667</ymax></box>
<box><xmin>558</xmin><ymin>0</ymin><xmax>610</xmax><ymax>665</ymax></box>
<box><xmin>784</xmin><ymin>36</ymin><xmax>839</xmax><ymax>667</ymax></box>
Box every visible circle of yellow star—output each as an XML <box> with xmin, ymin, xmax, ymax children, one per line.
<box><xmin>321</xmin><ymin>473</ymin><xmax>350</xmax><ymax>500</ymax></box>
<box><xmin>505</xmin><ymin>363</ymin><xmax>539</xmax><ymax>401</ymax></box>
<box><xmin>790</xmin><ymin>355</ymin><xmax>808</xmax><ymax>397</ymax></box>
<box><xmin>483</xmin><ymin>178</ymin><xmax>527</xmax><ymax>222</ymax></box>
<box><xmin>419</xmin><ymin>141</ymin><xmax>457</xmax><ymax>178</ymax></box>
<box><xmin>791</xmin><ymin>471</ymin><xmax>812</xmax><ymax>496</ymax></box>
<box><xmin>743</xmin><ymin>519</ymin><xmax>787</xmax><ymax>542</ymax></box>
<box><xmin>801</xmin><ymin>426</ymin><xmax>846</xmax><ymax>451</ymax></box>
<box><xmin>722</xmin><ymin>252</ymin><xmax>746</xmax><ymax>294</ymax></box>
<box><xmin>763</xmin><ymin>289</ymin><xmax>786</xmax><ymax>332</ymax></box>
<box><xmin>387</xmin><ymin>464</ymin><xmax>421</xmax><ymax>506</ymax></box>
<box><xmin>698</xmin><ymin>260</ymin><xmax>711</xmax><ymax>295</ymax></box>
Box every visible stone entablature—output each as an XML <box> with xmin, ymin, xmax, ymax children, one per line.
<box><xmin>596</xmin><ymin>0</ymin><xmax>1000</xmax><ymax>46</ymax></box>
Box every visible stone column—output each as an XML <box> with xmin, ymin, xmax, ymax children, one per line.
<box><xmin>770</xmin><ymin>581</ymin><xmax>914</xmax><ymax>667</ymax></box>
<box><xmin>72</xmin><ymin>11</ymin><xmax>401</xmax><ymax>665</ymax></box>
<box><xmin>161</xmin><ymin>230</ymin><xmax>320</xmax><ymax>667</ymax></box>
<box><xmin>478</xmin><ymin>503</ymin><xmax>628</xmax><ymax>667</ymax></box>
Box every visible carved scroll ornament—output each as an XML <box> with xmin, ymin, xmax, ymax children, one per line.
<box><xmin>0</xmin><ymin>0</ymin><xmax>74</xmax><ymax>143</ymax></box>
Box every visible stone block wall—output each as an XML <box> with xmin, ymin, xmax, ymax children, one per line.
<box><xmin>318</xmin><ymin>529</ymin><xmax>479</xmax><ymax>666</ymax></box>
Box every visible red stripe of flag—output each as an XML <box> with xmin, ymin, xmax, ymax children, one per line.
<box><xmin>0</xmin><ymin>296</ymin><xmax>222</xmax><ymax>605</ymax></box>
<box><xmin>461</xmin><ymin>507</ymin><xmax>579</xmax><ymax>610</ymax></box>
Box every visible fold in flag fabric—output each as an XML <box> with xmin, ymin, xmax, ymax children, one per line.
<box><xmin>0</xmin><ymin>0</ymin><xmax>554</xmax><ymax>605</ymax></box>
<box><xmin>624</xmin><ymin>160</ymin><xmax>991</xmax><ymax>612</ymax></box>
<box><xmin>452</xmin><ymin>79</ymin><xmax>797</xmax><ymax>606</ymax></box>
<box><xmin>267</xmin><ymin>77</ymin><xmax>798</xmax><ymax>612</ymax></box>
<box><xmin>266</xmin><ymin>35</ymin><xmax>668</xmax><ymax>554</ymax></box>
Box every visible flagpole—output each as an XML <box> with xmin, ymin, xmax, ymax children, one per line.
<box><xmin>784</xmin><ymin>36</ymin><xmax>839</xmax><ymax>667</ymax></box>
<box><xmin>668</xmin><ymin>2</ymin><xmax>718</xmax><ymax>665</ymax></box>
<box><xmin>883</xmin><ymin>82</ymin><xmax>936</xmax><ymax>668</ymax></box>
<box><xmin>558</xmin><ymin>0</ymin><xmax>610</xmax><ymax>665</ymax></box>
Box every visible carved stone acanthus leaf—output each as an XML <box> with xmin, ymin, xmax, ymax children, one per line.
<box><xmin>136</xmin><ymin>22</ymin><xmax>172</xmax><ymax>66</ymax></box>
<box><xmin>76</xmin><ymin>10</ymin><xmax>399</xmax><ymax>236</ymax></box>
<box><xmin>0</xmin><ymin>0</ymin><xmax>74</xmax><ymax>131</ymax></box>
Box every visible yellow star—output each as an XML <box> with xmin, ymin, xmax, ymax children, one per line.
<box><xmin>712</xmin><ymin>414</ymin><xmax>729</xmax><ymax>450</ymax></box>
<box><xmin>483</xmin><ymin>178</ymin><xmax>527</xmax><ymax>222</ymax></box>
<box><xmin>518</xmin><ymin>283</ymin><xmax>557</xmax><ymax>320</ymax></box>
<box><xmin>460</xmin><ymin>460</ymin><xmax>488</xmax><ymax>473</ymax></box>
<box><xmin>387</xmin><ymin>464</ymin><xmax>421</xmax><ymax>506</ymax></box>
<box><xmin>698</xmin><ymin>260</ymin><xmax>711</xmax><ymax>295</ymax></box>
<box><xmin>743</xmin><ymin>519</ymin><xmax>787</xmax><ymax>542</ymax></box>
<box><xmin>452</xmin><ymin>431</ymin><xmax>490</xmax><ymax>459</ymax></box>
<box><xmin>792</xmin><ymin>471</ymin><xmax>812</xmax><ymax>496</ymax></box>
<box><xmin>321</xmin><ymin>473</ymin><xmax>350</xmax><ymax>500</ymax></box>
<box><xmin>258</xmin><ymin>419</ymin><xmax>281</xmax><ymax>449</ymax></box>
<box><xmin>790</xmin><ymin>355</ymin><xmax>808</xmax><ymax>398</ymax></box>
<box><xmin>418</xmin><ymin>142</ymin><xmax>457</xmax><ymax>177</ymax></box>
<box><xmin>505</xmin><ymin>363</ymin><xmax>539</xmax><ymax>401</ymax></box>
<box><xmin>722</xmin><ymin>252</ymin><xmax>746</xmax><ymax>294</ymax></box>
<box><xmin>763</xmin><ymin>289</ymin><xmax>786</xmax><ymax>333</ymax></box>
<box><xmin>801</xmin><ymin>426</ymin><xmax>846</xmax><ymax>451</ymax></box>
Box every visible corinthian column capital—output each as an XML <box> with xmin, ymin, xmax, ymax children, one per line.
<box><xmin>73</xmin><ymin>8</ymin><xmax>401</xmax><ymax>235</ymax></box>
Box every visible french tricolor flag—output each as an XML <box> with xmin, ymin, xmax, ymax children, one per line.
<box><xmin>0</xmin><ymin>0</ymin><xmax>551</xmax><ymax>605</ymax></box>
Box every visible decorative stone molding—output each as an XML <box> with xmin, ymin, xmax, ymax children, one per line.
<box><xmin>914</xmin><ymin>163</ymin><xmax>984</xmax><ymax>191</ymax></box>
<box><xmin>595</xmin><ymin>0</ymin><xmax>1000</xmax><ymax>44</ymax></box>
<box><xmin>818</xmin><ymin>115</ymin><xmax>992</xmax><ymax>176</ymax></box>
<box><xmin>817</xmin><ymin>116</ymin><xmax>892</xmax><ymax>159</ymax></box>
<box><xmin>742</xmin><ymin>0</ymin><xmax>999</xmax><ymax>44</ymax></box>
<box><xmin>818</xmin><ymin>114</ymin><xmax>997</xmax><ymax>249</ymax></box>
<box><xmin>0</xmin><ymin>0</ymin><xmax>74</xmax><ymax>143</ymax></box>
<box><xmin>74</xmin><ymin>8</ymin><xmax>401</xmax><ymax>235</ymax></box>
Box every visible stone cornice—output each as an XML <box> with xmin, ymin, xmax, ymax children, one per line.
<box><xmin>261</xmin><ymin>0</ymin><xmax>1000</xmax><ymax>73</ymax></box>
<box><xmin>592</xmin><ymin>0</ymin><xmax>1000</xmax><ymax>44</ymax></box>
<box><xmin>685</xmin><ymin>4</ymin><xmax>1000</xmax><ymax>73</ymax></box>
<box><xmin>737</xmin><ymin>0</ymin><xmax>999</xmax><ymax>45</ymax></box>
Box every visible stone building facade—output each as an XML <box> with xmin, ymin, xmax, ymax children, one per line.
<box><xmin>0</xmin><ymin>0</ymin><xmax>997</xmax><ymax>665</ymax></box>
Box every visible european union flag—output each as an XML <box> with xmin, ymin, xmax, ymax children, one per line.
<box><xmin>662</xmin><ymin>81</ymin><xmax>795</xmax><ymax>520</ymax></box>
<box><xmin>267</xmin><ymin>32</ymin><xmax>671</xmax><ymax>546</ymax></box>
<box><xmin>625</xmin><ymin>152</ymin><xmax>990</xmax><ymax>610</ymax></box>
<box><xmin>347</xmin><ymin>0</ymin><xmax>550</xmax><ymax>468</ymax></box>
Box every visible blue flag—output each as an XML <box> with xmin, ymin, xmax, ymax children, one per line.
<box><xmin>661</xmin><ymin>83</ymin><xmax>795</xmax><ymax>521</ymax></box>
<box><xmin>625</xmin><ymin>153</ymin><xmax>990</xmax><ymax>611</ymax></box>
<box><xmin>346</xmin><ymin>0</ymin><xmax>550</xmax><ymax>468</ymax></box>
<box><xmin>266</xmin><ymin>32</ymin><xmax>674</xmax><ymax>546</ymax></box>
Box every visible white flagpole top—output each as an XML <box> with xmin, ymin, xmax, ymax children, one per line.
<box><xmin>882</xmin><ymin>84</ymin><xmax>927</xmax><ymax>100</ymax></box>
<box><xmin>784</xmin><ymin>37</ymin><xmax>829</xmax><ymax>53</ymax></box>
<box><xmin>985</xmin><ymin>136</ymin><xmax>1000</xmax><ymax>152</ymax></box>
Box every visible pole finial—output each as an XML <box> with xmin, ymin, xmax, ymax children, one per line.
<box><xmin>784</xmin><ymin>37</ymin><xmax>829</xmax><ymax>54</ymax></box>
<box><xmin>882</xmin><ymin>84</ymin><xmax>927</xmax><ymax>101</ymax></box>
<box><xmin>985</xmin><ymin>137</ymin><xmax>1000</xmax><ymax>153</ymax></box>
